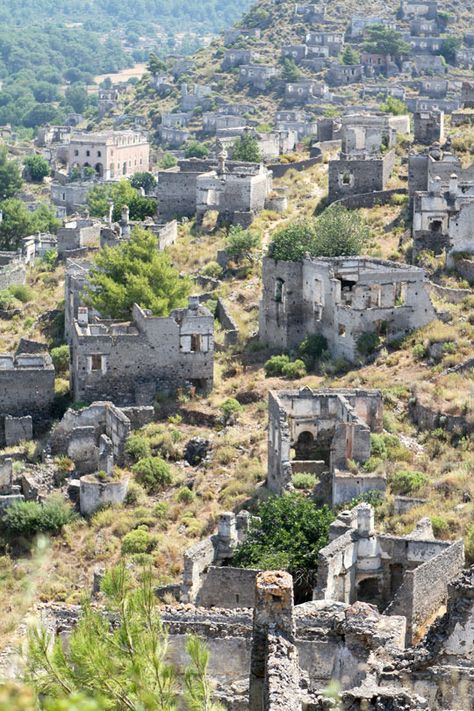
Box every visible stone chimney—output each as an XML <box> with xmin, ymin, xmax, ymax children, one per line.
<box><xmin>188</xmin><ymin>295</ymin><xmax>200</xmax><ymax>311</ymax></box>
<box><xmin>449</xmin><ymin>173</ymin><xmax>459</xmax><ymax>198</ymax></box>
<box><xmin>77</xmin><ymin>307</ymin><xmax>89</xmax><ymax>326</ymax></box>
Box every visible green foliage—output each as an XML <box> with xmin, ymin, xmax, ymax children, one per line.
<box><xmin>176</xmin><ymin>487</ymin><xmax>195</xmax><ymax>504</ymax></box>
<box><xmin>357</xmin><ymin>331</ymin><xmax>381</xmax><ymax>356</ymax></box>
<box><xmin>363</xmin><ymin>25</ymin><xmax>410</xmax><ymax>59</ymax></box>
<box><xmin>125</xmin><ymin>434</ymin><xmax>152</xmax><ymax>462</ymax></box>
<box><xmin>24</xmin><ymin>154</ymin><xmax>50</xmax><ymax>182</ymax></box>
<box><xmin>431</xmin><ymin>514</ymin><xmax>448</xmax><ymax>538</ymax></box>
<box><xmin>0</xmin><ymin>199</ymin><xmax>60</xmax><ymax>250</ymax></box>
<box><xmin>130</xmin><ymin>171</ymin><xmax>157</xmax><ymax>194</ymax></box>
<box><xmin>86</xmin><ymin>179</ymin><xmax>156</xmax><ymax>222</ymax></box>
<box><xmin>26</xmin><ymin>564</ymin><xmax>224</xmax><ymax>709</ymax></box>
<box><xmin>9</xmin><ymin>284</ymin><xmax>33</xmax><ymax>303</ymax></box>
<box><xmin>298</xmin><ymin>334</ymin><xmax>328</xmax><ymax>370</ymax></box>
<box><xmin>380</xmin><ymin>96</ymin><xmax>408</xmax><ymax>116</ymax></box>
<box><xmin>268</xmin><ymin>206</ymin><xmax>370</xmax><ymax>261</ymax></box>
<box><xmin>281</xmin><ymin>359</ymin><xmax>307</xmax><ymax>379</ymax></box>
<box><xmin>412</xmin><ymin>343</ymin><xmax>426</xmax><ymax>361</ymax></box>
<box><xmin>292</xmin><ymin>472</ymin><xmax>317</xmax><ymax>490</ymax></box>
<box><xmin>121</xmin><ymin>528</ymin><xmax>158</xmax><ymax>555</ymax></box>
<box><xmin>281</xmin><ymin>58</ymin><xmax>301</xmax><ymax>81</ymax></box>
<box><xmin>132</xmin><ymin>456</ymin><xmax>173</xmax><ymax>493</ymax></box>
<box><xmin>220</xmin><ymin>397</ymin><xmax>242</xmax><ymax>423</ymax></box>
<box><xmin>440</xmin><ymin>36</ymin><xmax>462</xmax><ymax>64</ymax></box>
<box><xmin>50</xmin><ymin>345</ymin><xmax>70</xmax><ymax>374</ymax></box>
<box><xmin>390</xmin><ymin>470</ymin><xmax>428</xmax><ymax>495</ymax></box>
<box><xmin>147</xmin><ymin>53</ymin><xmax>168</xmax><ymax>75</ymax></box>
<box><xmin>233</xmin><ymin>494</ymin><xmax>334</xmax><ymax>595</ymax></box>
<box><xmin>0</xmin><ymin>146</ymin><xmax>22</xmax><ymax>199</ymax></box>
<box><xmin>341</xmin><ymin>46</ymin><xmax>360</xmax><ymax>65</ymax></box>
<box><xmin>185</xmin><ymin>141</ymin><xmax>209</xmax><ymax>159</ymax></box>
<box><xmin>64</xmin><ymin>84</ymin><xmax>90</xmax><ymax>114</ymax></box>
<box><xmin>2</xmin><ymin>497</ymin><xmax>74</xmax><ymax>538</ymax></box>
<box><xmin>231</xmin><ymin>132</ymin><xmax>261</xmax><ymax>163</ymax></box>
<box><xmin>86</xmin><ymin>227</ymin><xmax>191</xmax><ymax>319</ymax></box>
<box><xmin>264</xmin><ymin>354</ymin><xmax>291</xmax><ymax>377</ymax></box>
<box><xmin>159</xmin><ymin>153</ymin><xmax>178</xmax><ymax>169</ymax></box>
<box><xmin>225</xmin><ymin>225</ymin><xmax>260</xmax><ymax>263</ymax></box>
<box><xmin>201</xmin><ymin>261</ymin><xmax>222</xmax><ymax>278</ymax></box>
<box><xmin>0</xmin><ymin>289</ymin><xmax>17</xmax><ymax>309</ymax></box>
<box><xmin>465</xmin><ymin>524</ymin><xmax>474</xmax><ymax>564</ymax></box>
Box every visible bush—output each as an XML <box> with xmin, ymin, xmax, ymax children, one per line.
<box><xmin>431</xmin><ymin>515</ymin><xmax>449</xmax><ymax>538</ymax></box>
<box><xmin>184</xmin><ymin>140</ymin><xmax>209</xmax><ymax>159</ymax></box>
<box><xmin>390</xmin><ymin>469</ymin><xmax>428</xmax><ymax>495</ymax></box>
<box><xmin>8</xmin><ymin>284</ymin><xmax>33</xmax><ymax>303</ymax></box>
<box><xmin>292</xmin><ymin>472</ymin><xmax>317</xmax><ymax>490</ymax></box>
<box><xmin>50</xmin><ymin>345</ymin><xmax>69</xmax><ymax>374</ymax></box>
<box><xmin>465</xmin><ymin>524</ymin><xmax>474</xmax><ymax>564</ymax></box>
<box><xmin>281</xmin><ymin>359</ymin><xmax>307</xmax><ymax>379</ymax></box>
<box><xmin>121</xmin><ymin>528</ymin><xmax>158</xmax><ymax>555</ymax></box>
<box><xmin>125</xmin><ymin>435</ymin><xmax>152</xmax><ymax>462</ymax></box>
<box><xmin>370</xmin><ymin>433</ymin><xmax>388</xmax><ymax>459</ymax></box>
<box><xmin>267</xmin><ymin>221</ymin><xmax>316</xmax><ymax>262</ymax></box>
<box><xmin>412</xmin><ymin>343</ymin><xmax>426</xmax><ymax>361</ymax></box>
<box><xmin>231</xmin><ymin>132</ymin><xmax>261</xmax><ymax>162</ymax></box>
<box><xmin>176</xmin><ymin>487</ymin><xmax>195</xmax><ymax>503</ymax></box>
<box><xmin>298</xmin><ymin>334</ymin><xmax>328</xmax><ymax>369</ymax></box>
<box><xmin>159</xmin><ymin>153</ymin><xmax>178</xmax><ymax>169</ymax></box>
<box><xmin>220</xmin><ymin>397</ymin><xmax>242</xmax><ymax>424</ymax></box>
<box><xmin>201</xmin><ymin>261</ymin><xmax>222</xmax><ymax>278</ymax></box>
<box><xmin>226</xmin><ymin>225</ymin><xmax>260</xmax><ymax>264</ymax></box>
<box><xmin>2</xmin><ymin>497</ymin><xmax>74</xmax><ymax>537</ymax></box>
<box><xmin>132</xmin><ymin>457</ymin><xmax>173</xmax><ymax>493</ymax></box>
<box><xmin>264</xmin><ymin>354</ymin><xmax>290</xmax><ymax>377</ymax></box>
<box><xmin>0</xmin><ymin>289</ymin><xmax>18</xmax><ymax>310</ymax></box>
<box><xmin>357</xmin><ymin>331</ymin><xmax>380</xmax><ymax>356</ymax></box>
<box><xmin>24</xmin><ymin>154</ymin><xmax>50</xmax><ymax>181</ymax></box>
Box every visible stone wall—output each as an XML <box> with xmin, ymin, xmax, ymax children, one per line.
<box><xmin>267</xmin><ymin>156</ymin><xmax>321</xmax><ymax>179</ymax></box>
<box><xmin>331</xmin><ymin>187</ymin><xmax>407</xmax><ymax>210</ymax></box>
<box><xmin>0</xmin><ymin>257</ymin><xmax>26</xmax><ymax>290</ymax></box>
<box><xmin>196</xmin><ymin>567</ymin><xmax>258</xmax><ymax>608</ymax></box>
<box><xmin>427</xmin><ymin>281</ymin><xmax>472</xmax><ymax>305</ymax></box>
<box><xmin>215</xmin><ymin>298</ymin><xmax>239</xmax><ymax>346</ymax></box>
<box><xmin>0</xmin><ymin>354</ymin><xmax>55</xmax><ymax>424</ymax></box>
<box><xmin>328</xmin><ymin>151</ymin><xmax>395</xmax><ymax>203</ymax></box>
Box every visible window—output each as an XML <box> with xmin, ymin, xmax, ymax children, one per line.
<box><xmin>90</xmin><ymin>354</ymin><xmax>102</xmax><ymax>371</ymax></box>
<box><xmin>86</xmin><ymin>150</ymin><xmax>90</xmax><ymax>157</ymax></box>
<box><xmin>97</xmin><ymin>150</ymin><xmax>102</xmax><ymax>157</ymax></box>
<box><xmin>338</xmin><ymin>324</ymin><xmax>346</xmax><ymax>336</ymax></box>
<box><xmin>74</xmin><ymin>149</ymin><xmax>79</xmax><ymax>157</ymax></box>
<box><xmin>190</xmin><ymin>334</ymin><xmax>202</xmax><ymax>352</ymax></box>
<box><xmin>275</xmin><ymin>278</ymin><xmax>284</xmax><ymax>303</ymax></box>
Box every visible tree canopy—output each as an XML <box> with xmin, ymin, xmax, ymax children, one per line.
<box><xmin>232</xmin><ymin>494</ymin><xmax>334</xmax><ymax>598</ymax></box>
<box><xmin>380</xmin><ymin>96</ymin><xmax>408</xmax><ymax>116</ymax></box>
<box><xmin>267</xmin><ymin>205</ymin><xmax>371</xmax><ymax>262</ymax></box>
<box><xmin>363</xmin><ymin>25</ymin><xmax>410</xmax><ymax>59</ymax></box>
<box><xmin>26</xmin><ymin>565</ymin><xmax>224</xmax><ymax>710</ymax></box>
<box><xmin>24</xmin><ymin>154</ymin><xmax>50</xmax><ymax>182</ymax></box>
<box><xmin>232</xmin><ymin>133</ymin><xmax>261</xmax><ymax>163</ymax></box>
<box><xmin>0</xmin><ymin>199</ymin><xmax>59</xmax><ymax>250</ymax></box>
<box><xmin>86</xmin><ymin>180</ymin><xmax>156</xmax><ymax>222</ymax></box>
<box><xmin>86</xmin><ymin>227</ymin><xmax>191</xmax><ymax>319</ymax></box>
<box><xmin>0</xmin><ymin>147</ymin><xmax>23</xmax><ymax>200</ymax></box>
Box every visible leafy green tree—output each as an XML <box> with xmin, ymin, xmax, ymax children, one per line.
<box><xmin>184</xmin><ymin>141</ymin><xmax>209</xmax><ymax>159</ymax></box>
<box><xmin>26</xmin><ymin>565</ymin><xmax>224</xmax><ymax>710</ymax></box>
<box><xmin>130</xmin><ymin>171</ymin><xmax>157</xmax><ymax>194</ymax></box>
<box><xmin>267</xmin><ymin>206</ymin><xmax>370</xmax><ymax>262</ymax></box>
<box><xmin>0</xmin><ymin>146</ymin><xmax>22</xmax><ymax>199</ymax></box>
<box><xmin>363</xmin><ymin>25</ymin><xmax>410</xmax><ymax>60</ymax></box>
<box><xmin>225</xmin><ymin>225</ymin><xmax>260</xmax><ymax>263</ymax></box>
<box><xmin>0</xmin><ymin>199</ymin><xmax>59</xmax><ymax>250</ymax></box>
<box><xmin>23</xmin><ymin>103</ymin><xmax>64</xmax><ymax>129</ymax></box>
<box><xmin>86</xmin><ymin>180</ymin><xmax>156</xmax><ymax>222</ymax></box>
<box><xmin>231</xmin><ymin>132</ymin><xmax>261</xmax><ymax>162</ymax></box>
<box><xmin>147</xmin><ymin>53</ymin><xmax>168</xmax><ymax>75</ymax></box>
<box><xmin>24</xmin><ymin>154</ymin><xmax>50</xmax><ymax>182</ymax></box>
<box><xmin>281</xmin><ymin>58</ymin><xmax>301</xmax><ymax>81</ymax></box>
<box><xmin>33</xmin><ymin>82</ymin><xmax>61</xmax><ymax>103</ymax></box>
<box><xmin>440</xmin><ymin>36</ymin><xmax>462</xmax><ymax>64</ymax></box>
<box><xmin>233</xmin><ymin>494</ymin><xmax>334</xmax><ymax>598</ymax></box>
<box><xmin>86</xmin><ymin>227</ymin><xmax>191</xmax><ymax>319</ymax></box>
<box><xmin>64</xmin><ymin>84</ymin><xmax>89</xmax><ymax>114</ymax></box>
<box><xmin>159</xmin><ymin>153</ymin><xmax>178</xmax><ymax>169</ymax></box>
<box><xmin>341</xmin><ymin>46</ymin><xmax>360</xmax><ymax>65</ymax></box>
<box><xmin>380</xmin><ymin>96</ymin><xmax>408</xmax><ymax>116</ymax></box>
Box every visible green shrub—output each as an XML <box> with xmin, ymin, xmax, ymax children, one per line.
<box><xmin>298</xmin><ymin>334</ymin><xmax>328</xmax><ymax>369</ymax></box>
<box><xmin>465</xmin><ymin>524</ymin><xmax>474</xmax><ymax>564</ymax></box>
<box><xmin>2</xmin><ymin>496</ymin><xmax>74</xmax><ymax>537</ymax></box>
<box><xmin>201</xmin><ymin>261</ymin><xmax>223</xmax><ymax>278</ymax></box>
<box><xmin>292</xmin><ymin>472</ymin><xmax>317</xmax><ymax>490</ymax></box>
<box><xmin>8</xmin><ymin>284</ymin><xmax>34</xmax><ymax>303</ymax></box>
<box><xmin>220</xmin><ymin>397</ymin><xmax>242</xmax><ymax>424</ymax></box>
<box><xmin>264</xmin><ymin>354</ymin><xmax>290</xmax><ymax>377</ymax></box>
<box><xmin>390</xmin><ymin>469</ymin><xmax>428</xmax><ymax>495</ymax></box>
<box><xmin>50</xmin><ymin>344</ymin><xmax>70</xmax><ymax>374</ymax></box>
<box><xmin>0</xmin><ymin>289</ymin><xmax>17</xmax><ymax>309</ymax></box>
<box><xmin>176</xmin><ymin>487</ymin><xmax>195</xmax><ymax>503</ymax></box>
<box><xmin>121</xmin><ymin>528</ymin><xmax>158</xmax><ymax>555</ymax></box>
<box><xmin>281</xmin><ymin>358</ymin><xmax>307</xmax><ymax>379</ymax></box>
<box><xmin>431</xmin><ymin>515</ymin><xmax>449</xmax><ymax>538</ymax></box>
<box><xmin>370</xmin><ymin>433</ymin><xmax>388</xmax><ymax>459</ymax></box>
<box><xmin>159</xmin><ymin>153</ymin><xmax>178</xmax><ymax>169</ymax></box>
<box><xmin>132</xmin><ymin>457</ymin><xmax>173</xmax><ymax>493</ymax></box>
<box><xmin>412</xmin><ymin>343</ymin><xmax>426</xmax><ymax>361</ymax></box>
<box><xmin>357</xmin><ymin>331</ymin><xmax>380</xmax><ymax>356</ymax></box>
<box><xmin>125</xmin><ymin>435</ymin><xmax>152</xmax><ymax>462</ymax></box>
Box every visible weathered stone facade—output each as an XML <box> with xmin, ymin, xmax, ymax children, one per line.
<box><xmin>413</xmin><ymin>110</ymin><xmax>444</xmax><ymax>145</ymax></box>
<box><xmin>62</xmin><ymin>130</ymin><xmax>150</xmax><ymax>179</ymax></box>
<box><xmin>259</xmin><ymin>256</ymin><xmax>435</xmax><ymax>361</ymax></box>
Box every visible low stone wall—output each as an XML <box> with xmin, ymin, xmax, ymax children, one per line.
<box><xmin>409</xmin><ymin>398</ymin><xmax>473</xmax><ymax>435</ymax></box>
<box><xmin>79</xmin><ymin>475</ymin><xmax>129</xmax><ymax>516</ymax></box>
<box><xmin>453</xmin><ymin>257</ymin><xmax>474</xmax><ymax>285</ymax></box>
<box><xmin>196</xmin><ymin>567</ymin><xmax>259</xmax><ymax>608</ymax></box>
<box><xmin>268</xmin><ymin>156</ymin><xmax>321</xmax><ymax>179</ymax></box>
<box><xmin>216</xmin><ymin>298</ymin><xmax>239</xmax><ymax>346</ymax></box>
<box><xmin>427</xmin><ymin>281</ymin><xmax>472</xmax><ymax>305</ymax></box>
<box><xmin>0</xmin><ymin>262</ymin><xmax>26</xmax><ymax>290</ymax></box>
<box><xmin>331</xmin><ymin>187</ymin><xmax>407</xmax><ymax>211</ymax></box>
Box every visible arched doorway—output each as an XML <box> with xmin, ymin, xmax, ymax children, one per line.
<box><xmin>95</xmin><ymin>162</ymin><xmax>104</xmax><ymax>178</ymax></box>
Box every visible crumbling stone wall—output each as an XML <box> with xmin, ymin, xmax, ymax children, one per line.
<box><xmin>328</xmin><ymin>151</ymin><xmax>395</xmax><ymax>203</ymax></box>
<box><xmin>0</xmin><ymin>353</ymin><xmax>55</xmax><ymax>430</ymax></box>
<box><xmin>0</xmin><ymin>252</ymin><xmax>26</xmax><ymax>290</ymax></box>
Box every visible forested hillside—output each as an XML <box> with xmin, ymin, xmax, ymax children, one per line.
<box><xmin>0</xmin><ymin>0</ymin><xmax>253</xmax><ymax>130</ymax></box>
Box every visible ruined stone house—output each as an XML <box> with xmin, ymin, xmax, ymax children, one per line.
<box><xmin>202</xmin><ymin>113</ymin><xmax>248</xmax><ymax>134</ymax></box>
<box><xmin>267</xmin><ymin>387</ymin><xmax>386</xmax><ymax>506</ymax></box>
<box><xmin>0</xmin><ymin>251</ymin><xmax>26</xmax><ymax>290</ymax></box>
<box><xmin>239</xmin><ymin>65</ymin><xmax>278</xmax><ymax>91</ymax></box>
<box><xmin>275</xmin><ymin>111</ymin><xmax>318</xmax><ymax>141</ymax></box>
<box><xmin>70</xmin><ymin>297</ymin><xmax>214</xmax><ymax>406</ymax></box>
<box><xmin>180</xmin><ymin>83</ymin><xmax>213</xmax><ymax>112</ymax></box>
<box><xmin>400</xmin><ymin>0</ymin><xmax>439</xmax><ymax>20</ymax></box>
<box><xmin>326</xmin><ymin>63</ymin><xmax>364</xmax><ymax>87</ymax></box>
<box><xmin>412</xmin><ymin>172</ymin><xmax>474</xmax><ymax>259</ymax></box>
<box><xmin>259</xmin><ymin>256</ymin><xmax>435</xmax><ymax>361</ymax></box>
<box><xmin>305</xmin><ymin>30</ymin><xmax>344</xmax><ymax>57</ymax></box>
<box><xmin>408</xmin><ymin>145</ymin><xmax>474</xmax><ymax>199</ymax></box>
<box><xmin>281</xmin><ymin>44</ymin><xmax>308</xmax><ymax>64</ymax></box>
<box><xmin>56</xmin><ymin>217</ymin><xmax>101</xmax><ymax>258</ymax></box>
<box><xmin>413</xmin><ymin>109</ymin><xmax>444</xmax><ymax>145</ymax></box>
<box><xmin>315</xmin><ymin>503</ymin><xmax>464</xmax><ymax>644</ymax></box>
<box><xmin>61</xmin><ymin>130</ymin><xmax>150</xmax><ymax>179</ymax></box>
<box><xmin>284</xmin><ymin>81</ymin><xmax>329</xmax><ymax>106</ymax></box>
<box><xmin>222</xmin><ymin>49</ymin><xmax>255</xmax><ymax>70</ymax></box>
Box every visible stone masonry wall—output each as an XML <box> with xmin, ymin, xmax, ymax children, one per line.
<box><xmin>196</xmin><ymin>567</ymin><xmax>259</xmax><ymax>608</ymax></box>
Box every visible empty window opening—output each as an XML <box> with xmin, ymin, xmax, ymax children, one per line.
<box><xmin>275</xmin><ymin>278</ymin><xmax>285</xmax><ymax>303</ymax></box>
<box><xmin>369</xmin><ymin>284</ymin><xmax>382</xmax><ymax>308</ymax></box>
<box><xmin>390</xmin><ymin>564</ymin><xmax>404</xmax><ymax>596</ymax></box>
<box><xmin>395</xmin><ymin>282</ymin><xmax>407</xmax><ymax>306</ymax></box>
<box><xmin>430</xmin><ymin>219</ymin><xmax>443</xmax><ymax>232</ymax></box>
<box><xmin>293</xmin><ymin>430</ymin><xmax>332</xmax><ymax>465</ymax></box>
<box><xmin>90</xmin><ymin>354</ymin><xmax>103</xmax><ymax>371</ymax></box>
<box><xmin>338</xmin><ymin>324</ymin><xmax>346</xmax><ymax>336</ymax></box>
<box><xmin>357</xmin><ymin>577</ymin><xmax>380</xmax><ymax>605</ymax></box>
<box><xmin>190</xmin><ymin>334</ymin><xmax>202</xmax><ymax>352</ymax></box>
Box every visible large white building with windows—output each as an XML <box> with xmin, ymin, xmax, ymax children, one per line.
<box><xmin>65</xmin><ymin>130</ymin><xmax>150</xmax><ymax>179</ymax></box>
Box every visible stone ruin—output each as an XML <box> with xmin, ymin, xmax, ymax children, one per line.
<box><xmin>267</xmin><ymin>387</ymin><xmax>386</xmax><ymax>505</ymax></box>
<box><xmin>0</xmin><ymin>250</ymin><xmax>27</xmax><ymax>291</ymax></box>
<box><xmin>259</xmin><ymin>256</ymin><xmax>435</xmax><ymax>362</ymax></box>
<box><xmin>413</xmin><ymin>109</ymin><xmax>444</xmax><ymax>146</ymax></box>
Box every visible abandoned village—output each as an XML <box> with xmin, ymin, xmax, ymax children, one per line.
<box><xmin>0</xmin><ymin>0</ymin><xmax>473</xmax><ymax>708</ymax></box>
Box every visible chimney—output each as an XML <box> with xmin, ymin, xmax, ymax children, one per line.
<box><xmin>77</xmin><ymin>307</ymin><xmax>89</xmax><ymax>326</ymax></box>
<box><xmin>449</xmin><ymin>173</ymin><xmax>458</xmax><ymax>197</ymax></box>
<box><xmin>121</xmin><ymin>205</ymin><xmax>130</xmax><ymax>226</ymax></box>
<box><xmin>107</xmin><ymin>200</ymin><xmax>114</xmax><ymax>225</ymax></box>
<box><xmin>188</xmin><ymin>295</ymin><xmax>200</xmax><ymax>311</ymax></box>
